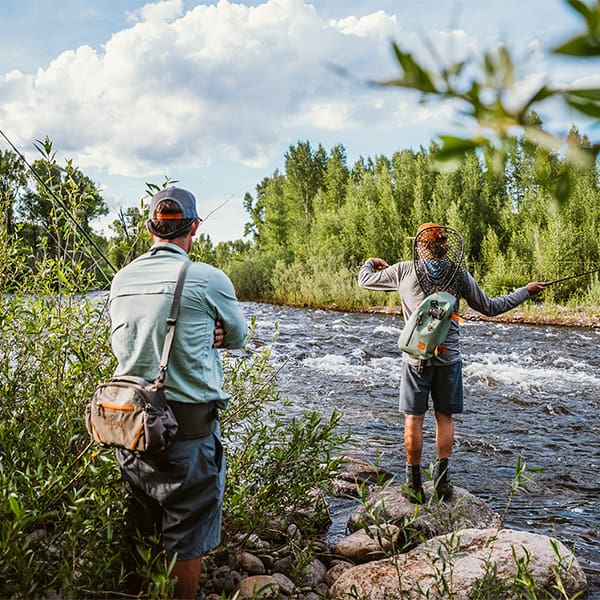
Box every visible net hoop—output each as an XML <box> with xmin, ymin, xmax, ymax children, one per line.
<box><xmin>413</xmin><ymin>225</ymin><xmax>465</xmax><ymax>296</ymax></box>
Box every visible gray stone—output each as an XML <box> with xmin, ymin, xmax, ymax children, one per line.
<box><xmin>257</xmin><ymin>553</ymin><xmax>275</xmax><ymax>570</ymax></box>
<box><xmin>331</xmin><ymin>456</ymin><xmax>394</xmax><ymax>498</ymax></box>
<box><xmin>333</xmin><ymin>524</ymin><xmax>401</xmax><ymax>563</ymax></box>
<box><xmin>271</xmin><ymin>572</ymin><xmax>295</xmax><ymax>594</ymax></box>
<box><xmin>297</xmin><ymin>593</ymin><xmax>320</xmax><ymax>600</ymax></box>
<box><xmin>301</xmin><ymin>557</ymin><xmax>328</xmax><ymax>587</ymax></box>
<box><xmin>273</xmin><ymin>554</ymin><xmax>295</xmax><ymax>576</ymax></box>
<box><xmin>236</xmin><ymin>551</ymin><xmax>266</xmax><ymax>575</ymax></box>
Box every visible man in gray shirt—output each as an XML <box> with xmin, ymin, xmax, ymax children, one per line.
<box><xmin>358</xmin><ymin>223</ymin><xmax>546</xmax><ymax>502</ymax></box>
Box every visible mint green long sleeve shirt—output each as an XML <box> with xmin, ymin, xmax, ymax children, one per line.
<box><xmin>109</xmin><ymin>243</ymin><xmax>247</xmax><ymax>409</ymax></box>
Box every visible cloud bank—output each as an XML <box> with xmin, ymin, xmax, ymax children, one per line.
<box><xmin>0</xmin><ymin>0</ymin><xmax>481</xmax><ymax>177</ymax></box>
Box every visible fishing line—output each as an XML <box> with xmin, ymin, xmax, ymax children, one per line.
<box><xmin>0</xmin><ymin>128</ymin><xmax>118</xmax><ymax>276</ymax></box>
<box><xmin>202</xmin><ymin>193</ymin><xmax>235</xmax><ymax>223</ymax></box>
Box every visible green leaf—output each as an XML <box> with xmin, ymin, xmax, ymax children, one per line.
<box><xmin>525</xmin><ymin>85</ymin><xmax>557</xmax><ymax>106</ymax></box>
<box><xmin>565</xmin><ymin>95</ymin><xmax>600</xmax><ymax>119</ymax></box>
<box><xmin>565</xmin><ymin>0</ymin><xmax>599</xmax><ymax>32</ymax></box>
<box><xmin>553</xmin><ymin>34</ymin><xmax>600</xmax><ymax>56</ymax></box>
<box><xmin>9</xmin><ymin>495</ymin><xmax>23</xmax><ymax>519</ymax></box>
<box><xmin>566</xmin><ymin>87</ymin><xmax>600</xmax><ymax>100</ymax></box>
<box><xmin>564</xmin><ymin>88</ymin><xmax>600</xmax><ymax>119</ymax></box>
<box><xmin>518</xmin><ymin>85</ymin><xmax>558</xmax><ymax>121</ymax></box>
<box><xmin>57</xmin><ymin>268</ymin><xmax>69</xmax><ymax>286</ymax></box>
<box><xmin>390</xmin><ymin>43</ymin><xmax>437</xmax><ymax>93</ymax></box>
<box><xmin>498</xmin><ymin>45</ymin><xmax>515</xmax><ymax>84</ymax></box>
<box><xmin>554</xmin><ymin>171</ymin><xmax>571</xmax><ymax>205</ymax></box>
<box><xmin>435</xmin><ymin>136</ymin><xmax>482</xmax><ymax>162</ymax></box>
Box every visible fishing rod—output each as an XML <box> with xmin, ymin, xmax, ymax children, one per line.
<box><xmin>543</xmin><ymin>267</ymin><xmax>600</xmax><ymax>286</ymax></box>
<box><xmin>0</xmin><ymin>128</ymin><xmax>119</xmax><ymax>276</ymax></box>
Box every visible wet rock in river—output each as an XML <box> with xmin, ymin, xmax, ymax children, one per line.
<box><xmin>348</xmin><ymin>481</ymin><xmax>502</xmax><ymax>543</ymax></box>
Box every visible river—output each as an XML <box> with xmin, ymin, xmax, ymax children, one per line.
<box><xmin>241</xmin><ymin>301</ymin><xmax>600</xmax><ymax>596</ymax></box>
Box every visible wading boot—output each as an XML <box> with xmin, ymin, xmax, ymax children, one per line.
<box><xmin>433</xmin><ymin>457</ymin><xmax>453</xmax><ymax>501</ymax></box>
<box><xmin>402</xmin><ymin>464</ymin><xmax>424</xmax><ymax>504</ymax></box>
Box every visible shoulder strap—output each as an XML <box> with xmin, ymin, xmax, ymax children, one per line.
<box><xmin>156</xmin><ymin>261</ymin><xmax>191</xmax><ymax>386</ymax></box>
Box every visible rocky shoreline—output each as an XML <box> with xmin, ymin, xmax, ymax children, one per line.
<box><xmin>198</xmin><ymin>457</ymin><xmax>589</xmax><ymax>599</ymax></box>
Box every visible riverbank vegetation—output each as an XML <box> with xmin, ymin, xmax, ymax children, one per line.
<box><xmin>227</xmin><ymin>129</ymin><xmax>599</xmax><ymax>321</ymax></box>
<box><xmin>0</xmin><ymin>183</ymin><xmax>348</xmax><ymax>596</ymax></box>
<box><xmin>2</xmin><ymin>125</ymin><xmax>598</xmax><ymax>326</ymax></box>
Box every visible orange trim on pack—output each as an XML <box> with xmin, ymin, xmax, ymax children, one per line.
<box><xmin>99</xmin><ymin>402</ymin><xmax>134</xmax><ymax>412</ymax></box>
<box><xmin>130</xmin><ymin>423</ymin><xmax>145</xmax><ymax>451</ymax></box>
<box><xmin>451</xmin><ymin>312</ymin><xmax>464</xmax><ymax>323</ymax></box>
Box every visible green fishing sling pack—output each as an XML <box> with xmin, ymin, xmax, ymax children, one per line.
<box><xmin>398</xmin><ymin>290</ymin><xmax>462</xmax><ymax>361</ymax></box>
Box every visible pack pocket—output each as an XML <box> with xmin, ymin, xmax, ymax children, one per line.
<box><xmin>86</xmin><ymin>376</ymin><xmax>178</xmax><ymax>454</ymax></box>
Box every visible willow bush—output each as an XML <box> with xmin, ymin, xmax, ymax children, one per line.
<box><xmin>0</xmin><ymin>284</ymin><xmax>127</xmax><ymax>598</ymax></box>
<box><xmin>0</xmin><ymin>149</ymin><xmax>348</xmax><ymax>596</ymax></box>
<box><xmin>0</xmin><ymin>281</ymin><xmax>348</xmax><ymax>598</ymax></box>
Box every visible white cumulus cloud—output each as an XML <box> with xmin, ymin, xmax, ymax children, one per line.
<box><xmin>0</xmin><ymin>0</ymin><xmax>432</xmax><ymax>177</ymax></box>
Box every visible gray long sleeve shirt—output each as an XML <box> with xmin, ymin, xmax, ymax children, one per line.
<box><xmin>358</xmin><ymin>260</ymin><xmax>531</xmax><ymax>366</ymax></box>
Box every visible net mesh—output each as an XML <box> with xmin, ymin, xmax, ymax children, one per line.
<box><xmin>413</xmin><ymin>225</ymin><xmax>465</xmax><ymax>296</ymax></box>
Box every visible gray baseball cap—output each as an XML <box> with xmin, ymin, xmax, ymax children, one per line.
<box><xmin>148</xmin><ymin>187</ymin><xmax>199</xmax><ymax>220</ymax></box>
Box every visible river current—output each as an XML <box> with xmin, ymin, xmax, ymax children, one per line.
<box><xmin>241</xmin><ymin>301</ymin><xmax>600</xmax><ymax>595</ymax></box>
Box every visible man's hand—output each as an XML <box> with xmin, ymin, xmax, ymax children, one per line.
<box><xmin>213</xmin><ymin>319</ymin><xmax>225</xmax><ymax>348</ymax></box>
<box><xmin>526</xmin><ymin>282</ymin><xmax>548</xmax><ymax>295</ymax></box>
<box><xmin>369</xmin><ymin>257</ymin><xmax>389</xmax><ymax>271</ymax></box>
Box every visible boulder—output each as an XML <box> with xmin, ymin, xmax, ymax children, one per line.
<box><xmin>235</xmin><ymin>550</ymin><xmax>266</xmax><ymax>575</ymax></box>
<box><xmin>324</xmin><ymin>560</ymin><xmax>354</xmax><ymax>587</ymax></box>
<box><xmin>271</xmin><ymin>572</ymin><xmax>295</xmax><ymax>595</ymax></box>
<box><xmin>348</xmin><ymin>482</ymin><xmax>501</xmax><ymax>545</ymax></box>
<box><xmin>301</xmin><ymin>557</ymin><xmax>328</xmax><ymax>586</ymax></box>
<box><xmin>329</xmin><ymin>527</ymin><xmax>588</xmax><ymax>599</ymax></box>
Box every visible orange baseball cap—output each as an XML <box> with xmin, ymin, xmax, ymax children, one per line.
<box><xmin>416</xmin><ymin>222</ymin><xmax>446</xmax><ymax>243</ymax></box>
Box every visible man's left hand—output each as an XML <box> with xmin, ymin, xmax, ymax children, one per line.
<box><xmin>213</xmin><ymin>319</ymin><xmax>225</xmax><ymax>347</ymax></box>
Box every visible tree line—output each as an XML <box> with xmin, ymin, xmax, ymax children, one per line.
<box><xmin>1</xmin><ymin>126</ymin><xmax>599</xmax><ymax>310</ymax></box>
<box><xmin>230</xmin><ymin>121</ymin><xmax>599</xmax><ymax>309</ymax></box>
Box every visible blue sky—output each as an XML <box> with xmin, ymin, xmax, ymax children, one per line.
<box><xmin>0</xmin><ymin>0</ymin><xmax>596</xmax><ymax>243</ymax></box>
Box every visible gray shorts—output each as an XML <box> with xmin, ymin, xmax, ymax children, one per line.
<box><xmin>116</xmin><ymin>425</ymin><xmax>225</xmax><ymax>560</ymax></box>
<box><xmin>400</xmin><ymin>361</ymin><xmax>464</xmax><ymax>415</ymax></box>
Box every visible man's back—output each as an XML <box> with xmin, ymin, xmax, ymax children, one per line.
<box><xmin>109</xmin><ymin>243</ymin><xmax>247</xmax><ymax>408</ymax></box>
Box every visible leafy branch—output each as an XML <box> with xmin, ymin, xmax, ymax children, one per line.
<box><xmin>379</xmin><ymin>0</ymin><xmax>600</xmax><ymax>183</ymax></box>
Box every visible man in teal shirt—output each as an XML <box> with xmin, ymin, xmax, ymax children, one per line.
<box><xmin>109</xmin><ymin>187</ymin><xmax>247</xmax><ymax>598</ymax></box>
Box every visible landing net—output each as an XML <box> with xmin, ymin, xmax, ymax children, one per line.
<box><xmin>413</xmin><ymin>225</ymin><xmax>465</xmax><ymax>296</ymax></box>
